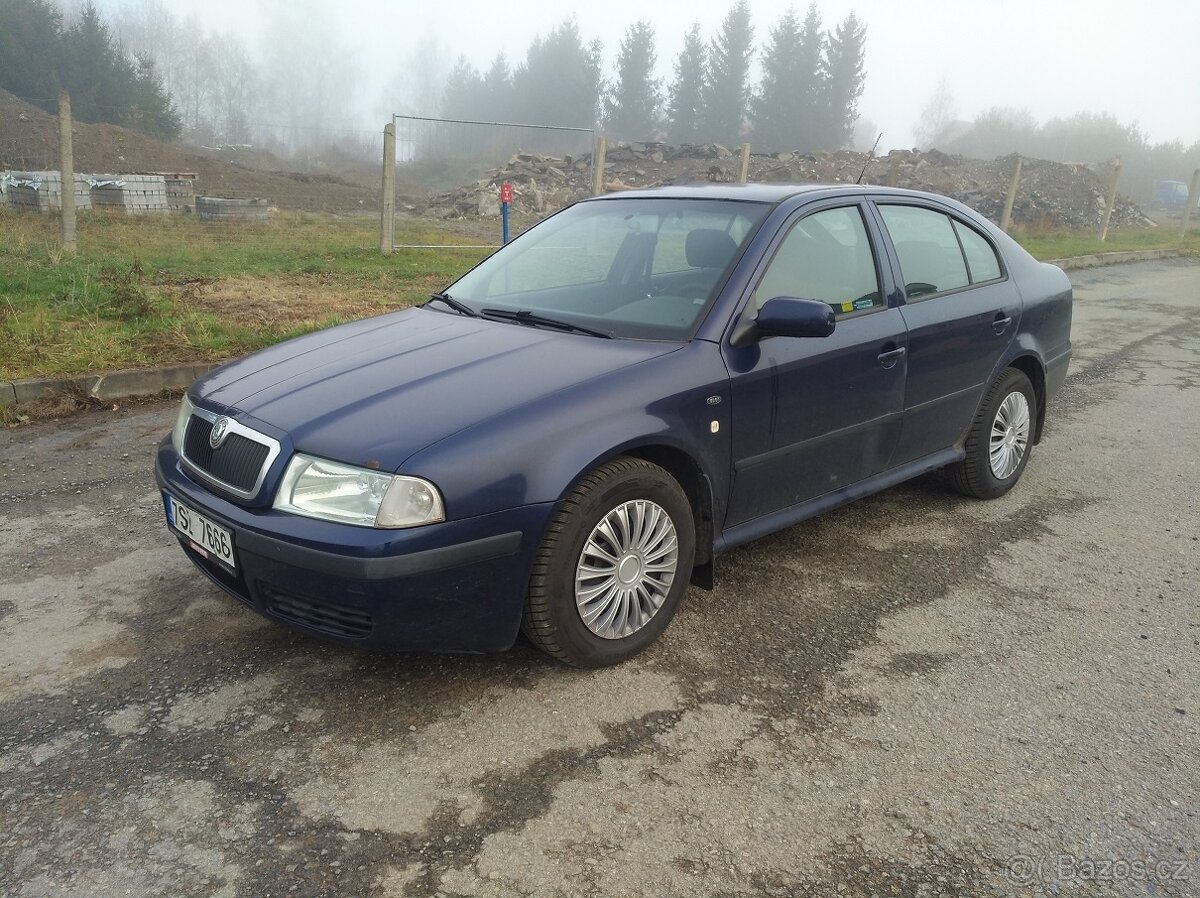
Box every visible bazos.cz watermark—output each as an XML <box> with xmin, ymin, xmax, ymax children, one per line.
<box><xmin>1005</xmin><ymin>853</ymin><xmax>1191</xmax><ymax>886</ymax></box>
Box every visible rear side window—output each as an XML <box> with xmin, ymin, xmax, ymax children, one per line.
<box><xmin>878</xmin><ymin>205</ymin><xmax>969</xmax><ymax>299</ymax></box>
<box><xmin>752</xmin><ymin>206</ymin><xmax>882</xmax><ymax>315</ymax></box>
<box><xmin>953</xmin><ymin>220</ymin><xmax>1003</xmax><ymax>283</ymax></box>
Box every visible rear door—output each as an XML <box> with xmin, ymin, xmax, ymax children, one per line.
<box><xmin>871</xmin><ymin>202</ymin><xmax>1021</xmax><ymax>465</ymax></box>
<box><xmin>722</xmin><ymin>202</ymin><xmax>907</xmax><ymax>526</ymax></box>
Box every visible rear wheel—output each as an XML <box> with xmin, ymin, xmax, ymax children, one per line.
<box><xmin>522</xmin><ymin>457</ymin><xmax>696</xmax><ymax>667</ymax></box>
<box><xmin>947</xmin><ymin>368</ymin><xmax>1037</xmax><ymax>499</ymax></box>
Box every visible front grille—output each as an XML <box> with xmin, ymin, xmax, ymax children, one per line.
<box><xmin>183</xmin><ymin>415</ymin><xmax>271</xmax><ymax>494</ymax></box>
<box><xmin>262</xmin><ymin>587</ymin><xmax>374</xmax><ymax>639</ymax></box>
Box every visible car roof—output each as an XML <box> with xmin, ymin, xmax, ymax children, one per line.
<box><xmin>583</xmin><ymin>182</ymin><xmax>954</xmax><ymax>206</ymax></box>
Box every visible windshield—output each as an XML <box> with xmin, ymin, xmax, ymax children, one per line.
<box><xmin>444</xmin><ymin>198</ymin><xmax>770</xmax><ymax>340</ymax></box>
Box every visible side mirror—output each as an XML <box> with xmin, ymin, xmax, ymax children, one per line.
<box><xmin>731</xmin><ymin>297</ymin><xmax>836</xmax><ymax>346</ymax></box>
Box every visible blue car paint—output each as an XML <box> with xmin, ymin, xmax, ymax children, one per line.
<box><xmin>158</xmin><ymin>183</ymin><xmax>1072</xmax><ymax>653</ymax></box>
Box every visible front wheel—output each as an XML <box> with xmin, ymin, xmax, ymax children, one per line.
<box><xmin>947</xmin><ymin>368</ymin><xmax>1037</xmax><ymax>499</ymax></box>
<box><xmin>522</xmin><ymin>458</ymin><xmax>696</xmax><ymax>667</ymax></box>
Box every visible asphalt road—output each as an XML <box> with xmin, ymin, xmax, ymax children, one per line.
<box><xmin>2</xmin><ymin>258</ymin><xmax>1197</xmax><ymax>898</ymax></box>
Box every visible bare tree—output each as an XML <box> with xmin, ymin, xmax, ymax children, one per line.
<box><xmin>259</xmin><ymin>1</ymin><xmax>359</xmax><ymax>154</ymax></box>
<box><xmin>914</xmin><ymin>76</ymin><xmax>956</xmax><ymax>149</ymax></box>
<box><xmin>379</xmin><ymin>26</ymin><xmax>451</xmax><ymax>118</ymax></box>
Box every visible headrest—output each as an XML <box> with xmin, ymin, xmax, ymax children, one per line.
<box><xmin>685</xmin><ymin>229</ymin><xmax>738</xmax><ymax>269</ymax></box>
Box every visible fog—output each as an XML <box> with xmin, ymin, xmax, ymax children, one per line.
<box><xmin>86</xmin><ymin>0</ymin><xmax>1198</xmax><ymax>150</ymax></box>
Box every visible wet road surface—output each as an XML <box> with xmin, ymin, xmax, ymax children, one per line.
<box><xmin>1</xmin><ymin>259</ymin><xmax>1197</xmax><ymax>897</ymax></box>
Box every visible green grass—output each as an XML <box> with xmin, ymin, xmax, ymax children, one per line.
<box><xmin>2</xmin><ymin>208</ymin><xmax>1197</xmax><ymax>382</ymax></box>
<box><xmin>0</xmin><ymin>210</ymin><xmax>487</xmax><ymax>380</ymax></box>
<box><xmin>1015</xmin><ymin>228</ymin><xmax>1200</xmax><ymax>261</ymax></box>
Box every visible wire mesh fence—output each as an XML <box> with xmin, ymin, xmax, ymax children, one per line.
<box><xmin>393</xmin><ymin>114</ymin><xmax>595</xmax><ymax>195</ymax></box>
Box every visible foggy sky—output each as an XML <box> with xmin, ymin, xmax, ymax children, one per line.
<box><xmin>99</xmin><ymin>0</ymin><xmax>1200</xmax><ymax>149</ymax></box>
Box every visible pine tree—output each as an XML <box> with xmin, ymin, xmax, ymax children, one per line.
<box><xmin>666</xmin><ymin>23</ymin><xmax>706</xmax><ymax>145</ymax></box>
<box><xmin>821</xmin><ymin>12</ymin><xmax>867</xmax><ymax>149</ymax></box>
<box><xmin>700</xmin><ymin>0</ymin><xmax>754</xmax><ymax>146</ymax></box>
<box><xmin>604</xmin><ymin>21</ymin><xmax>661</xmax><ymax>140</ymax></box>
<box><xmin>511</xmin><ymin>19</ymin><xmax>602</xmax><ymax>128</ymax></box>
<box><xmin>127</xmin><ymin>52</ymin><xmax>182</xmax><ymax>139</ymax></box>
<box><xmin>752</xmin><ymin>9</ymin><xmax>807</xmax><ymax>152</ymax></box>
<box><xmin>32</xmin><ymin>0</ymin><xmax>182</xmax><ymax>139</ymax></box>
<box><xmin>63</xmin><ymin>3</ymin><xmax>118</xmax><ymax>125</ymax></box>
<box><xmin>441</xmin><ymin>56</ymin><xmax>483</xmax><ymax>120</ymax></box>
<box><xmin>0</xmin><ymin>0</ymin><xmax>63</xmax><ymax>104</ymax></box>
<box><xmin>480</xmin><ymin>53</ymin><xmax>513</xmax><ymax>120</ymax></box>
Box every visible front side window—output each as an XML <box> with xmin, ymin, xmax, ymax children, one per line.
<box><xmin>878</xmin><ymin>205</ymin><xmax>970</xmax><ymax>299</ymax></box>
<box><xmin>752</xmin><ymin>206</ymin><xmax>882</xmax><ymax>314</ymax></box>
<box><xmin>447</xmin><ymin>198</ymin><xmax>769</xmax><ymax>340</ymax></box>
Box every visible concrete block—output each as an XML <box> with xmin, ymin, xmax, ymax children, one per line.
<box><xmin>196</xmin><ymin>196</ymin><xmax>269</xmax><ymax>222</ymax></box>
<box><xmin>0</xmin><ymin>381</ymin><xmax>17</xmax><ymax>407</ymax></box>
<box><xmin>8</xmin><ymin>171</ymin><xmax>92</xmax><ymax>212</ymax></box>
<box><xmin>90</xmin><ymin>174</ymin><xmax>170</xmax><ymax>214</ymax></box>
<box><xmin>1051</xmin><ymin>248</ymin><xmax>1180</xmax><ymax>271</ymax></box>
<box><xmin>89</xmin><ymin>363</ymin><xmax>215</xmax><ymax>401</ymax></box>
<box><xmin>11</xmin><ymin>375</ymin><xmax>98</xmax><ymax>403</ymax></box>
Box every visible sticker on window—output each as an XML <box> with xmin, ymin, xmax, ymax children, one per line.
<box><xmin>838</xmin><ymin>297</ymin><xmax>875</xmax><ymax>313</ymax></box>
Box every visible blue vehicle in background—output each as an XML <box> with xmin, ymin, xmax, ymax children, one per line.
<box><xmin>156</xmin><ymin>184</ymin><xmax>1073</xmax><ymax>667</ymax></box>
<box><xmin>1153</xmin><ymin>180</ymin><xmax>1190</xmax><ymax>211</ymax></box>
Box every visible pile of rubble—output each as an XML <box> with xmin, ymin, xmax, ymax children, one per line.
<box><xmin>424</xmin><ymin>143</ymin><xmax>1154</xmax><ymax>231</ymax></box>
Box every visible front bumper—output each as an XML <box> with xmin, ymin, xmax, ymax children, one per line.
<box><xmin>155</xmin><ymin>439</ymin><xmax>551</xmax><ymax>652</ymax></box>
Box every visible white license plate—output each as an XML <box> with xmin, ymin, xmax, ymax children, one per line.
<box><xmin>167</xmin><ymin>494</ymin><xmax>236</xmax><ymax>569</ymax></box>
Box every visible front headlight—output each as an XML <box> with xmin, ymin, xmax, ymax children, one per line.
<box><xmin>172</xmin><ymin>393</ymin><xmax>194</xmax><ymax>451</ymax></box>
<box><xmin>273</xmin><ymin>453</ymin><xmax>445</xmax><ymax>529</ymax></box>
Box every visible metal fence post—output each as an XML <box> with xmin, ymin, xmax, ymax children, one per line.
<box><xmin>380</xmin><ymin>121</ymin><xmax>396</xmax><ymax>255</ymax></box>
<box><xmin>999</xmin><ymin>156</ymin><xmax>1022</xmax><ymax>234</ymax></box>
<box><xmin>591</xmin><ymin>135</ymin><xmax>607</xmax><ymax>196</ymax></box>
<box><xmin>1098</xmin><ymin>157</ymin><xmax>1122</xmax><ymax>242</ymax></box>
<box><xmin>58</xmin><ymin>91</ymin><xmax>76</xmax><ymax>255</ymax></box>
<box><xmin>1180</xmin><ymin>168</ymin><xmax>1200</xmax><ymax>239</ymax></box>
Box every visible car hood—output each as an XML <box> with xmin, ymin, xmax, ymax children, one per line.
<box><xmin>193</xmin><ymin>307</ymin><xmax>681</xmax><ymax>470</ymax></box>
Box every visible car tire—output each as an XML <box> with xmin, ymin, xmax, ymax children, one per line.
<box><xmin>522</xmin><ymin>457</ymin><xmax>696</xmax><ymax>667</ymax></box>
<box><xmin>946</xmin><ymin>368</ymin><xmax>1037</xmax><ymax>500</ymax></box>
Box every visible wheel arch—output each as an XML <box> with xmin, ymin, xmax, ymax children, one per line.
<box><xmin>621</xmin><ymin>444</ymin><xmax>715</xmax><ymax>572</ymax></box>
<box><xmin>557</xmin><ymin>440</ymin><xmax>717</xmax><ymax>586</ymax></box>
<box><xmin>1005</xmin><ymin>353</ymin><xmax>1047</xmax><ymax>443</ymax></box>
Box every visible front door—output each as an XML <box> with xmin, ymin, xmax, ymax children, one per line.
<box><xmin>723</xmin><ymin>204</ymin><xmax>907</xmax><ymax>527</ymax></box>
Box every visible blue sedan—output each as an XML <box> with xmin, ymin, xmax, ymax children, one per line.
<box><xmin>156</xmin><ymin>184</ymin><xmax>1072</xmax><ymax>666</ymax></box>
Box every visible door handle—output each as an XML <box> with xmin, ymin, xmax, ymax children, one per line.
<box><xmin>877</xmin><ymin>346</ymin><xmax>907</xmax><ymax>368</ymax></box>
<box><xmin>992</xmin><ymin>312</ymin><xmax>1013</xmax><ymax>334</ymax></box>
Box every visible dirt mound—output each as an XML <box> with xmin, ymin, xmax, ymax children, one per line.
<box><xmin>0</xmin><ymin>90</ymin><xmax>376</xmax><ymax>213</ymax></box>
<box><xmin>427</xmin><ymin>141</ymin><xmax>1154</xmax><ymax>231</ymax></box>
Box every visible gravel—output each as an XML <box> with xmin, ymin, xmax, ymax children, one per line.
<box><xmin>1</xmin><ymin>259</ymin><xmax>1197</xmax><ymax>898</ymax></box>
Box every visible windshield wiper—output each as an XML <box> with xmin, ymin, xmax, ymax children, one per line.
<box><xmin>423</xmin><ymin>292</ymin><xmax>479</xmax><ymax>317</ymax></box>
<box><xmin>480</xmin><ymin>308</ymin><xmax>612</xmax><ymax>339</ymax></box>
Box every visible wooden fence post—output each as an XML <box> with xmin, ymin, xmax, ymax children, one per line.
<box><xmin>591</xmin><ymin>135</ymin><xmax>607</xmax><ymax>196</ymax></box>
<box><xmin>736</xmin><ymin>143</ymin><xmax>751</xmax><ymax>183</ymax></box>
<box><xmin>1180</xmin><ymin>168</ymin><xmax>1200</xmax><ymax>239</ymax></box>
<box><xmin>380</xmin><ymin>122</ymin><xmax>396</xmax><ymax>255</ymax></box>
<box><xmin>887</xmin><ymin>154</ymin><xmax>901</xmax><ymax>187</ymax></box>
<box><xmin>1098</xmin><ymin>157</ymin><xmax>1122</xmax><ymax>242</ymax></box>
<box><xmin>999</xmin><ymin>156</ymin><xmax>1022</xmax><ymax>234</ymax></box>
<box><xmin>58</xmin><ymin>91</ymin><xmax>76</xmax><ymax>255</ymax></box>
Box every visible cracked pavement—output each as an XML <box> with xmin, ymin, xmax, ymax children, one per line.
<box><xmin>1</xmin><ymin>259</ymin><xmax>1197</xmax><ymax>897</ymax></box>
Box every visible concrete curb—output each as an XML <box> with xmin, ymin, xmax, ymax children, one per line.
<box><xmin>1</xmin><ymin>249</ymin><xmax>1194</xmax><ymax>412</ymax></box>
<box><xmin>1048</xmin><ymin>248</ymin><xmax>1189</xmax><ymax>270</ymax></box>
<box><xmin>2</xmin><ymin>363</ymin><xmax>215</xmax><ymax>408</ymax></box>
